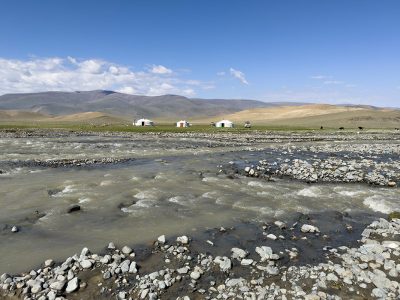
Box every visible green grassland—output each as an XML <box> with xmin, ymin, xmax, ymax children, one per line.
<box><xmin>0</xmin><ymin>121</ymin><xmax>395</xmax><ymax>133</ymax></box>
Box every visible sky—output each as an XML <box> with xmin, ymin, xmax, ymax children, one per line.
<box><xmin>0</xmin><ymin>0</ymin><xmax>399</xmax><ymax>106</ymax></box>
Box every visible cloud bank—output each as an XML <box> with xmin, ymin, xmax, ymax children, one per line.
<box><xmin>0</xmin><ymin>57</ymin><xmax>202</xmax><ymax>96</ymax></box>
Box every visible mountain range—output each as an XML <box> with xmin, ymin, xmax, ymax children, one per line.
<box><xmin>0</xmin><ymin>90</ymin><xmax>399</xmax><ymax>128</ymax></box>
<box><xmin>0</xmin><ymin>90</ymin><xmax>307</xmax><ymax>119</ymax></box>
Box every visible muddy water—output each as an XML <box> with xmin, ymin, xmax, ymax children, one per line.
<box><xmin>0</xmin><ymin>135</ymin><xmax>399</xmax><ymax>274</ymax></box>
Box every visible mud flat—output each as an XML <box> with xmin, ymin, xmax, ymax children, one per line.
<box><xmin>0</xmin><ymin>129</ymin><xmax>399</xmax><ymax>299</ymax></box>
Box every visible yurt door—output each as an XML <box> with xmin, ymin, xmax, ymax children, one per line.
<box><xmin>142</xmin><ymin>121</ymin><xmax>145</xmax><ymax>126</ymax></box>
<box><xmin>180</xmin><ymin>123</ymin><xmax>183</xmax><ymax>127</ymax></box>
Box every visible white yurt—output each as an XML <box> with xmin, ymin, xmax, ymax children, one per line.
<box><xmin>215</xmin><ymin>120</ymin><xmax>234</xmax><ymax>128</ymax></box>
<box><xmin>133</xmin><ymin>118</ymin><xmax>154</xmax><ymax>126</ymax></box>
<box><xmin>176</xmin><ymin>120</ymin><xmax>190</xmax><ymax>128</ymax></box>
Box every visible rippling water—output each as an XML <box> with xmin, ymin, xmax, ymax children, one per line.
<box><xmin>0</xmin><ymin>135</ymin><xmax>399</xmax><ymax>273</ymax></box>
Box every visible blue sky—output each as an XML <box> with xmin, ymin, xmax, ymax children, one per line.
<box><xmin>0</xmin><ymin>0</ymin><xmax>399</xmax><ymax>106</ymax></box>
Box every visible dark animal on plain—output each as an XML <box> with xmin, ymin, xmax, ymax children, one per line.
<box><xmin>358</xmin><ymin>126</ymin><xmax>364</xmax><ymax>130</ymax></box>
<box><xmin>395</xmin><ymin>128</ymin><xmax>399</xmax><ymax>131</ymax></box>
<box><xmin>320</xmin><ymin>126</ymin><xmax>324</xmax><ymax>130</ymax></box>
<box><xmin>339</xmin><ymin>127</ymin><xmax>344</xmax><ymax>130</ymax></box>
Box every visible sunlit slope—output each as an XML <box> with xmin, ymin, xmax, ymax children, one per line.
<box><xmin>1</xmin><ymin>104</ymin><xmax>400</xmax><ymax>128</ymax></box>
<box><xmin>0</xmin><ymin>110</ymin><xmax>49</xmax><ymax>120</ymax></box>
<box><xmin>0</xmin><ymin>110</ymin><xmax>130</xmax><ymax>125</ymax></box>
<box><xmin>194</xmin><ymin>104</ymin><xmax>400</xmax><ymax>128</ymax></box>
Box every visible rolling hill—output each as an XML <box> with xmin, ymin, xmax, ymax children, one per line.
<box><xmin>0</xmin><ymin>91</ymin><xmax>399</xmax><ymax>128</ymax></box>
<box><xmin>196</xmin><ymin>104</ymin><xmax>400</xmax><ymax>128</ymax></box>
<box><xmin>0</xmin><ymin>90</ymin><xmax>290</xmax><ymax>119</ymax></box>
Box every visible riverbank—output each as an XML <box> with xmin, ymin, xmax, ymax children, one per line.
<box><xmin>1</xmin><ymin>212</ymin><xmax>399</xmax><ymax>299</ymax></box>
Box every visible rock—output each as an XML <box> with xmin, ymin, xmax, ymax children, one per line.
<box><xmin>47</xmin><ymin>291</ymin><xmax>56</xmax><ymax>300</ymax></box>
<box><xmin>388</xmin><ymin>181</ymin><xmax>396</xmax><ymax>187</ymax></box>
<box><xmin>119</xmin><ymin>260</ymin><xmax>130</xmax><ymax>273</ymax></box>
<box><xmin>231</xmin><ymin>247</ymin><xmax>247</xmax><ymax>259</ymax></box>
<box><xmin>129</xmin><ymin>261</ymin><xmax>137</xmax><ymax>273</ymax></box>
<box><xmin>30</xmin><ymin>281</ymin><xmax>42</xmax><ymax>294</ymax></box>
<box><xmin>50</xmin><ymin>280</ymin><xmax>65</xmax><ymax>291</ymax></box>
<box><xmin>103</xmin><ymin>271</ymin><xmax>111</xmax><ymax>279</ymax></box>
<box><xmin>382</xmin><ymin>241</ymin><xmax>400</xmax><ymax>249</ymax></box>
<box><xmin>301</xmin><ymin>224</ymin><xmax>320</xmax><ymax>233</ymax></box>
<box><xmin>0</xmin><ymin>274</ymin><xmax>10</xmax><ymax>283</ymax></box>
<box><xmin>108</xmin><ymin>242</ymin><xmax>116</xmax><ymax>249</ymax></box>
<box><xmin>11</xmin><ymin>226</ymin><xmax>19</xmax><ymax>233</ymax></box>
<box><xmin>121</xmin><ymin>246</ymin><xmax>132</xmax><ymax>255</ymax></box>
<box><xmin>44</xmin><ymin>259</ymin><xmax>54</xmax><ymax>267</ymax></box>
<box><xmin>80</xmin><ymin>259</ymin><xmax>92</xmax><ymax>269</ymax></box>
<box><xmin>118</xmin><ymin>291</ymin><xmax>127</xmax><ymax>299</ymax></box>
<box><xmin>226</xmin><ymin>278</ymin><xmax>245</xmax><ymax>287</ymax></box>
<box><xmin>177</xmin><ymin>266</ymin><xmax>190</xmax><ymax>274</ymax></box>
<box><xmin>157</xmin><ymin>235</ymin><xmax>166</xmax><ymax>244</ymax></box>
<box><xmin>304</xmin><ymin>294</ymin><xmax>321</xmax><ymax>300</ymax></box>
<box><xmin>148</xmin><ymin>271</ymin><xmax>159</xmax><ymax>280</ymax></box>
<box><xmin>274</xmin><ymin>221</ymin><xmax>286</xmax><ymax>229</ymax></box>
<box><xmin>255</xmin><ymin>246</ymin><xmax>279</xmax><ymax>261</ymax></box>
<box><xmin>66</xmin><ymin>277</ymin><xmax>79</xmax><ymax>293</ymax></box>
<box><xmin>100</xmin><ymin>255</ymin><xmax>111</xmax><ymax>264</ymax></box>
<box><xmin>80</xmin><ymin>247</ymin><xmax>90</xmax><ymax>257</ymax></box>
<box><xmin>214</xmin><ymin>256</ymin><xmax>232</xmax><ymax>272</ymax></box>
<box><xmin>289</xmin><ymin>250</ymin><xmax>298</xmax><ymax>259</ymax></box>
<box><xmin>158</xmin><ymin>281</ymin><xmax>166</xmax><ymax>289</ymax></box>
<box><xmin>266</xmin><ymin>233</ymin><xmax>277</xmax><ymax>240</ymax></box>
<box><xmin>140</xmin><ymin>289</ymin><xmax>149</xmax><ymax>299</ymax></box>
<box><xmin>326</xmin><ymin>273</ymin><xmax>338</xmax><ymax>282</ymax></box>
<box><xmin>190</xmin><ymin>271</ymin><xmax>201</xmax><ymax>280</ymax></box>
<box><xmin>241</xmin><ymin>259</ymin><xmax>254</xmax><ymax>266</ymax></box>
<box><xmin>372</xmin><ymin>288</ymin><xmax>386</xmax><ymax>298</ymax></box>
<box><xmin>266</xmin><ymin>266</ymin><xmax>279</xmax><ymax>275</ymax></box>
<box><xmin>176</xmin><ymin>236</ymin><xmax>189</xmax><ymax>244</ymax></box>
<box><xmin>67</xmin><ymin>204</ymin><xmax>81</xmax><ymax>213</ymax></box>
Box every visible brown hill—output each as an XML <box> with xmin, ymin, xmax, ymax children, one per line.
<box><xmin>0</xmin><ymin>110</ymin><xmax>129</xmax><ymax>125</ymax></box>
<box><xmin>194</xmin><ymin>104</ymin><xmax>400</xmax><ymax>128</ymax></box>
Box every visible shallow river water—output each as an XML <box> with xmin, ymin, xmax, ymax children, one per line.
<box><xmin>0</xmin><ymin>134</ymin><xmax>399</xmax><ymax>274</ymax></box>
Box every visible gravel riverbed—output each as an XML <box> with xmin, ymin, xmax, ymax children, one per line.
<box><xmin>0</xmin><ymin>129</ymin><xmax>399</xmax><ymax>299</ymax></box>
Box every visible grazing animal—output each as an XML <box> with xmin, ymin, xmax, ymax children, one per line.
<box><xmin>339</xmin><ymin>127</ymin><xmax>344</xmax><ymax>130</ymax></box>
<box><xmin>358</xmin><ymin>126</ymin><xmax>364</xmax><ymax>130</ymax></box>
<box><xmin>395</xmin><ymin>128</ymin><xmax>399</xmax><ymax>131</ymax></box>
<box><xmin>320</xmin><ymin>126</ymin><xmax>324</xmax><ymax>130</ymax></box>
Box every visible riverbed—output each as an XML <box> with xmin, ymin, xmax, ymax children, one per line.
<box><xmin>0</xmin><ymin>130</ymin><xmax>399</xmax><ymax>299</ymax></box>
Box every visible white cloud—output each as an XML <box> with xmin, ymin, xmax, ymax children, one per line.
<box><xmin>229</xmin><ymin>68</ymin><xmax>249</xmax><ymax>85</ymax></box>
<box><xmin>217</xmin><ymin>71</ymin><xmax>226</xmax><ymax>76</ymax></box>
<box><xmin>323</xmin><ymin>80</ymin><xmax>343</xmax><ymax>85</ymax></box>
<box><xmin>311</xmin><ymin>75</ymin><xmax>350</xmax><ymax>86</ymax></box>
<box><xmin>311</xmin><ymin>75</ymin><xmax>329</xmax><ymax>80</ymax></box>
<box><xmin>150</xmin><ymin>64</ymin><xmax>172</xmax><ymax>74</ymax></box>
<box><xmin>0</xmin><ymin>57</ymin><xmax>205</xmax><ymax>96</ymax></box>
<box><xmin>117</xmin><ymin>86</ymin><xmax>137</xmax><ymax>94</ymax></box>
